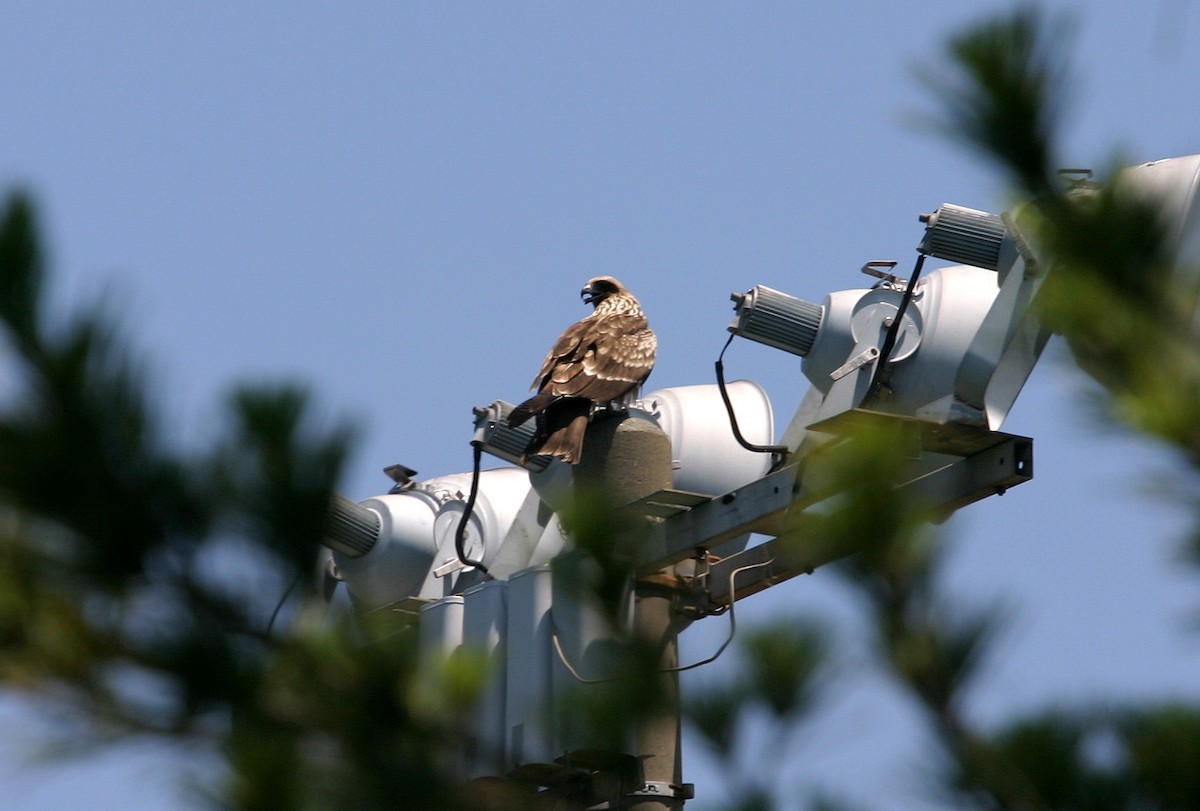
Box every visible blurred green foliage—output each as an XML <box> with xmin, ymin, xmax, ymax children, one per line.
<box><xmin>0</xmin><ymin>195</ymin><xmax>481</xmax><ymax>810</ymax></box>
<box><xmin>685</xmin><ymin>7</ymin><xmax>1200</xmax><ymax>810</ymax></box>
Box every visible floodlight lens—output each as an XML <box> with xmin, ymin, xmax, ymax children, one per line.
<box><xmin>728</xmin><ymin>285</ymin><xmax>823</xmax><ymax>357</ymax></box>
<box><xmin>918</xmin><ymin>203</ymin><xmax>1005</xmax><ymax>271</ymax></box>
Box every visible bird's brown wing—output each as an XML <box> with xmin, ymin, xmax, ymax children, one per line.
<box><xmin>535</xmin><ymin>313</ymin><xmax>656</xmax><ymax>403</ymax></box>
<box><xmin>529</xmin><ymin>317</ymin><xmax>592</xmax><ymax>390</ymax></box>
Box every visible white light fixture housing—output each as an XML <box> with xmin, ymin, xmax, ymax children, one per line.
<box><xmin>633</xmin><ymin>381</ymin><xmax>775</xmax><ymax>497</ymax></box>
<box><xmin>331</xmin><ymin>468</ymin><xmax>533</xmax><ymax>611</ymax></box>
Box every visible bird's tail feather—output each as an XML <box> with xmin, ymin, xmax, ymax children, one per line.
<box><xmin>520</xmin><ymin>397</ymin><xmax>591</xmax><ymax>464</ymax></box>
<box><xmin>529</xmin><ymin>414</ymin><xmax>588</xmax><ymax>464</ymax></box>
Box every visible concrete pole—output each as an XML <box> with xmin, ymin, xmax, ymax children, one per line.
<box><xmin>628</xmin><ymin>583</ymin><xmax>688</xmax><ymax>811</ymax></box>
<box><xmin>574</xmin><ymin>414</ymin><xmax>686</xmax><ymax>810</ymax></box>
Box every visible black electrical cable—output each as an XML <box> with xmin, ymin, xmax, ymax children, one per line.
<box><xmin>865</xmin><ymin>252</ymin><xmax>927</xmax><ymax>401</ymax></box>
<box><xmin>454</xmin><ymin>442</ymin><xmax>490</xmax><ymax>575</ymax></box>
<box><xmin>716</xmin><ymin>332</ymin><xmax>789</xmax><ymax>465</ymax></box>
<box><xmin>266</xmin><ymin>567</ymin><xmax>304</xmax><ymax>635</ymax></box>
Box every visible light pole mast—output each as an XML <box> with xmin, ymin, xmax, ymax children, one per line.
<box><xmin>575</xmin><ymin>414</ymin><xmax>688</xmax><ymax>810</ymax></box>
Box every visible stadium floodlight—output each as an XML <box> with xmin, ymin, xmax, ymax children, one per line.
<box><xmin>317</xmin><ymin>153</ymin><xmax>1200</xmax><ymax>806</ymax></box>
<box><xmin>326</xmin><ymin>381</ymin><xmax>778</xmax><ymax>613</ymax></box>
<box><xmin>918</xmin><ymin>203</ymin><xmax>1008</xmax><ymax>271</ymax></box>
<box><xmin>727</xmin><ymin>286</ymin><xmax>824</xmax><ymax>358</ymax></box>
<box><xmin>472</xmin><ymin>400</ymin><xmax>552</xmax><ymax>472</ymax></box>
<box><xmin>633</xmin><ymin>381</ymin><xmax>774</xmax><ymax>497</ymax></box>
<box><xmin>729</xmin><ymin>198</ymin><xmax>1039</xmax><ymax>439</ymax></box>
<box><xmin>1117</xmin><ymin>154</ymin><xmax>1200</xmax><ymax>268</ymax></box>
<box><xmin>328</xmin><ymin>467</ymin><xmax>533</xmax><ymax>611</ymax></box>
<box><xmin>727</xmin><ymin>153</ymin><xmax>1200</xmax><ymax>451</ymax></box>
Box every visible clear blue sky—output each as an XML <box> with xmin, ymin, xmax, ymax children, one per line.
<box><xmin>2</xmin><ymin>2</ymin><xmax>1198</xmax><ymax>809</ymax></box>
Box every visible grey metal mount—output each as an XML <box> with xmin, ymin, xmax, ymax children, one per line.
<box><xmin>632</xmin><ymin>409</ymin><xmax>1033</xmax><ymax>607</ymax></box>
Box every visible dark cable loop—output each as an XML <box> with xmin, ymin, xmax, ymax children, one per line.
<box><xmin>454</xmin><ymin>442</ymin><xmax>490</xmax><ymax>575</ymax></box>
<box><xmin>716</xmin><ymin>333</ymin><xmax>789</xmax><ymax>466</ymax></box>
<box><xmin>865</xmin><ymin>252</ymin><xmax>927</xmax><ymax>401</ymax></box>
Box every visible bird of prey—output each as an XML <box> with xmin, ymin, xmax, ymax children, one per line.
<box><xmin>508</xmin><ymin>276</ymin><xmax>657</xmax><ymax>464</ymax></box>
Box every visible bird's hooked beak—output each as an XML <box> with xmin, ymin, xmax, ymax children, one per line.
<box><xmin>581</xmin><ymin>283</ymin><xmax>598</xmax><ymax>306</ymax></box>
<box><xmin>581</xmin><ymin>277</ymin><xmax>620</xmax><ymax>307</ymax></box>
